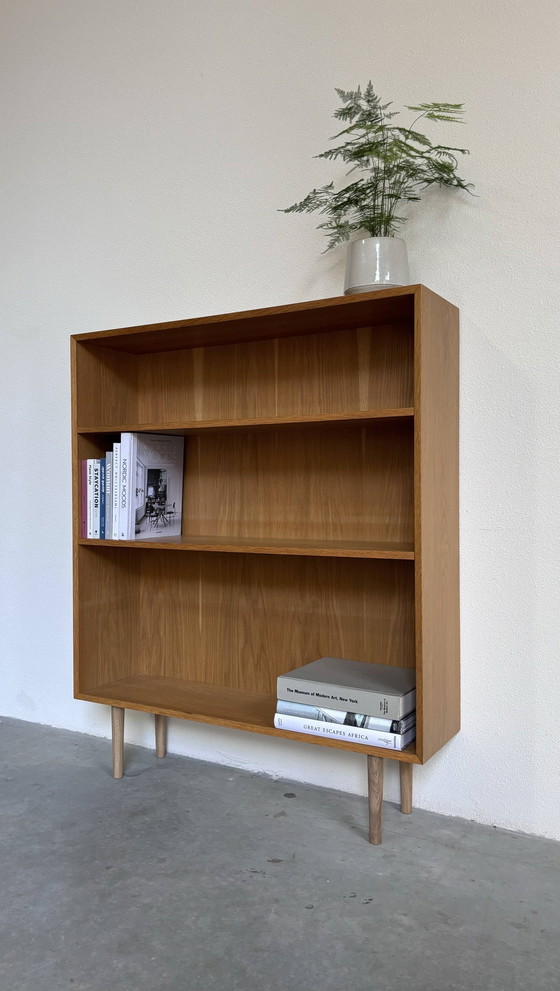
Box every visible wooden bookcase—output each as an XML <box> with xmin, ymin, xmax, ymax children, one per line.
<box><xmin>71</xmin><ymin>285</ymin><xmax>459</xmax><ymax>844</ymax></box>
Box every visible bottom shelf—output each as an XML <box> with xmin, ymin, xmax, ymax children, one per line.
<box><xmin>76</xmin><ymin>675</ymin><xmax>419</xmax><ymax>763</ymax></box>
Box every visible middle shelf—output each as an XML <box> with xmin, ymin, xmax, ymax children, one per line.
<box><xmin>77</xmin><ymin>407</ymin><xmax>414</xmax><ymax>436</ymax></box>
<box><xmin>78</xmin><ymin>534</ymin><xmax>415</xmax><ymax>558</ymax></box>
<box><xmin>79</xmin><ymin>416</ymin><xmax>415</xmax><ymax>549</ymax></box>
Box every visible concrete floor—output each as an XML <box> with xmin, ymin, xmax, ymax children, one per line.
<box><xmin>1</xmin><ymin>718</ymin><xmax>559</xmax><ymax>991</ymax></box>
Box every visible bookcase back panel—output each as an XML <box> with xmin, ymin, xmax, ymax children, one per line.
<box><xmin>135</xmin><ymin>552</ymin><xmax>415</xmax><ymax>692</ymax></box>
<box><xmin>136</xmin><ymin>324</ymin><xmax>413</xmax><ymax>424</ymax></box>
<box><xmin>76</xmin><ymin>550</ymin><xmax>415</xmax><ymax>696</ymax></box>
<box><xmin>76</xmin><ymin>433</ymin><xmax>121</xmax><ymax>460</ymax></box>
<box><xmin>74</xmin><ymin>344</ymin><xmax>138</xmax><ymax>428</ymax></box>
<box><xmin>183</xmin><ymin>420</ymin><xmax>414</xmax><ymax>544</ymax></box>
<box><xmin>75</xmin><ymin>547</ymin><xmax>141</xmax><ymax>691</ymax></box>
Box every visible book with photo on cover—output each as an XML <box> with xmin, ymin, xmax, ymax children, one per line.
<box><xmin>122</xmin><ymin>432</ymin><xmax>185</xmax><ymax>540</ymax></box>
<box><xmin>275</xmin><ymin>699</ymin><xmax>415</xmax><ymax>736</ymax></box>
<box><xmin>274</xmin><ymin>712</ymin><xmax>416</xmax><ymax>750</ymax></box>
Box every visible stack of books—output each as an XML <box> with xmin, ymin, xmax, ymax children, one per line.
<box><xmin>81</xmin><ymin>432</ymin><xmax>184</xmax><ymax>541</ymax></box>
<box><xmin>274</xmin><ymin>657</ymin><xmax>416</xmax><ymax>750</ymax></box>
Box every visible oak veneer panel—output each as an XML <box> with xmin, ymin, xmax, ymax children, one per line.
<box><xmin>70</xmin><ymin>345</ymin><xmax>129</xmax><ymax>691</ymax></box>
<box><xmin>73</xmin><ymin>288</ymin><xmax>416</xmax><ymax>353</ymax></box>
<box><xmin>135</xmin><ymin>324</ymin><xmax>413</xmax><ymax>425</ymax></box>
<box><xmin>78</xmin><ymin>535</ymin><xmax>414</xmax><ymax>559</ymax></box>
<box><xmin>273</xmin><ymin>324</ymin><xmax>412</xmax><ymax>416</ymax></box>
<box><xmin>75</xmin><ymin>547</ymin><xmax>140</xmax><ymax>693</ymax></box>
<box><xmin>73</xmin><ymin>341</ymin><xmax>138</xmax><ymax>428</ymax></box>
<box><xmin>78</xmin><ymin>408</ymin><xmax>414</xmax><ymax>435</ymax></box>
<box><xmin>165</xmin><ymin>553</ymin><xmax>415</xmax><ymax>690</ymax></box>
<box><xmin>414</xmin><ymin>286</ymin><xmax>460</xmax><ymax>762</ymax></box>
<box><xmin>184</xmin><ymin>420</ymin><xmax>414</xmax><ymax>544</ymax></box>
<box><xmin>77</xmin><ymin>676</ymin><xmax>419</xmax><ymax>763</ymax></box>
<box><xmin>81</xmin><ymin>550</ymin><xmax>414</xmax><ymax>693</ymax></box>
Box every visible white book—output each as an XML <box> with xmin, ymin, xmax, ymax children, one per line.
<box><xmin>86</xmin><ymin>460</ymin><xmax>94</xmax><ymax>539</ymax></box>
<box><xmin>105</xmin><ymin>452</ymin><xmax>112</xmax><ymax>540</ymax></box>
<box><xmin>112</xmin><ymin>442</ymin><xmax>121</xmax><ymax>539</ymax></box>
<box><xmin>118</xmin><ymin>434</ymin><xmax>133</xmax><ymax>540</ymax></box>
<box><xmin>127</xmin><ymin>433</ymin><xmax>140</xmax><ymax>539</ymax></box>
<box><xmin>273</xmin><ymin>712</ymin><xmax>416</xmax><ymax>750</ymax></box>
<box><xmin>92</xmin><ymin>459</ymin><xmax>100</xmax><ymax>539</ymax></box>
<box><xmin>275</xmin><ymin>699</ymin><xmax>415</xmax><ymax>735</ymax></box>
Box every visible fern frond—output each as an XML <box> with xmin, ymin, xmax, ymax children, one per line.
<box><xmin>280</xmin><ymin>85</ymin><xmax>474</xmax><ymax>248</ymax></box>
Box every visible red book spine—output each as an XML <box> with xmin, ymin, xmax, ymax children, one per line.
<box><xmin>81</xmin><ymin>460</ymin><xmax>87</xmax><ymax>537</ymax></box>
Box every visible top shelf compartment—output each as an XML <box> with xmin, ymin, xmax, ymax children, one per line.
<box><xmin>73</xmin><ymin>289</ymin><xmax>415</xmax><ymax>431</ymax></box>
<box><xmin>73</xmin><ymin>287</ymin><xmax>416</xmax><ymax>354</ymax></box>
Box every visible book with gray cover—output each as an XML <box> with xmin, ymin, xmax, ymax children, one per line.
<box><xmin>277</xmin><ymin>657</ymin><xmax>416</xmax><ymax>720</ymax></box>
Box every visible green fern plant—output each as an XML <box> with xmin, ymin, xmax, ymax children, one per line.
<box><xmin>281</xmin><ymin>82</ymin><xmax>474</xmax><ymax>249</ymax></box>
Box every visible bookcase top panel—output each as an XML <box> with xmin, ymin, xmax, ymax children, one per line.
<box><xmin>72</xmin><ymin>286</ymin><xmax>420</xmax><ymax>354</ymax></box>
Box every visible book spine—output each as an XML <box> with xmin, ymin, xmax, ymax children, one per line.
<box><xmin>119</xmin><ymin>434</ymin><xmax>131</xmax><ymax>540</ymax></box>
<box><xmin>127</xmin><ymin>433</ymin><xmax>138</xmax><ymax>539</ymax></box>
<box><xmin>275</xmin><ymin>699</ymin><xmax>414</xmax><ymax>735</ymax></box>
<box><xmin>99</xmin><ymin>458</ymin><xmax>106</xmax><ymax>540</ymax></box>
<box><xmin>273</xmin><ymin>713</ymin><xmax>415</xmax><ymax>750</ymax></box>
<box><xmin>105</xmin><ymin>452</ymin><xmax>112</xmax><ymax>540</ymax></box>
<box><xmin>93</xmin><ymin>460</ymin><xmax>100</xmax><ymax>538</ymax></box>
<box><xmin>81</xmin><ymin>460</ymin><xmax>87</xmax><ymax>538</ymax></box>
<box><xmin>86</xmin><ymin>460</ymin><xmax>93</xmax><ymax>538</ymax></box>
<box><xmin>277</xmin><ymin>678</ymin><xmax>415</xmax><ymax>720</ymax></box>
<box><xmin>92</xmin><ymin>459</ymin><xmax>100</xmax><ymax>539</ymax></box>
<box><xmin>112</xmin><ymin>442</ymin><xmax>121</xmax><ymax>539</ymax></box>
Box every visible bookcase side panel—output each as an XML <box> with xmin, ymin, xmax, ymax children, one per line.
<box><xmin>415</xmin><ymin>288</ymin><xmax>460</xmax><ymax>763</ymax></box>
<box><xmin>74</xmin><ymin>342</ymin><xmax>139</xmax><ymax>427</ymax></box>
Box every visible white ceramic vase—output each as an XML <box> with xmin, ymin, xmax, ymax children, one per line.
<box><xmin>344</xmin><ymin>236</ymin><xmax>410</xmax><ymax>295</ymax></box>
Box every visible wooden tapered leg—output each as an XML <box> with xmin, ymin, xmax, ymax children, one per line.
<box><xmin>155</xmin><ymin>714</ymin><xmax>167</xmax><ymax>758</ymax></box>
<box><xmin>367</xmin><ymin>755</ymin><xmax>384</xmax><ymax>844</ymax></box>
<box><xmin>400</xmin><ymin>762</ymin><xmax>413</xmax><ymax>814</ymax></box>
<box><xmin>111</xmin><ymin>706</ymin><xmax>125</xmax><ymax>779</ymax></box>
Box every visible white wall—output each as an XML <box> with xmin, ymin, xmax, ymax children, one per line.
<box><xmin>2</xmin><ymin>0</ymin><xmax>560</xmax><ymax>841</ymax></box>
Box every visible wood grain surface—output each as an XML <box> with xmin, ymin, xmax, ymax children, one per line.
<box><xmin>72</xmin><ymin>287</ymin><xmax>416</xmax><ymax>353</ymax></box>
<box><xmin>414</xmin><ymin>286</ymin><xmax>460</xmax><ymax>762</ymax></box>
<box><xmin>75</xmin><ymin>548</ymin><xmax>415</xmax><ymax>697</ymax></box>
<box><xmin>136</xmin><ymin>324</ymin><xmax>413</xmax><ymax>424</ymax></box>
<box><xmin>78</xmin><ymin>535</ymin><xmax>415</xmax><ymax>560</ymax></box>
<box><xmin>367</xmin><ymin>755</ymin><xmax>384</xmax><ymax>843</ymax></box>
<box><xmin>77</xmin><ymin>676</ymin><xmax>419</xmax><ymax>764</ymax></box>
<box><xmin>184</xmin><ymin>420</ymin><xmax>414</xmax><ymax>544</ymax></box>
<box><xmin>72</xmin><ymin>286</ymin><xmax>459</xmax><ymax>770</ymax></box>
<box><xmin>77</xmin><ymin>408</ymin><xmax>414</xmax><ymax>435</ymax></box>
<box><xmin>400</xmin><ymin>761</ymin><xmax>413</xmax><ymax>813</ymax></box>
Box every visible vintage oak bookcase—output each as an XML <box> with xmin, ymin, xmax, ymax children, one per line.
<box><xmin>71</xmin><ymin>285</ymin><xmax>459</xmax><ymax>844</ymax></box>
